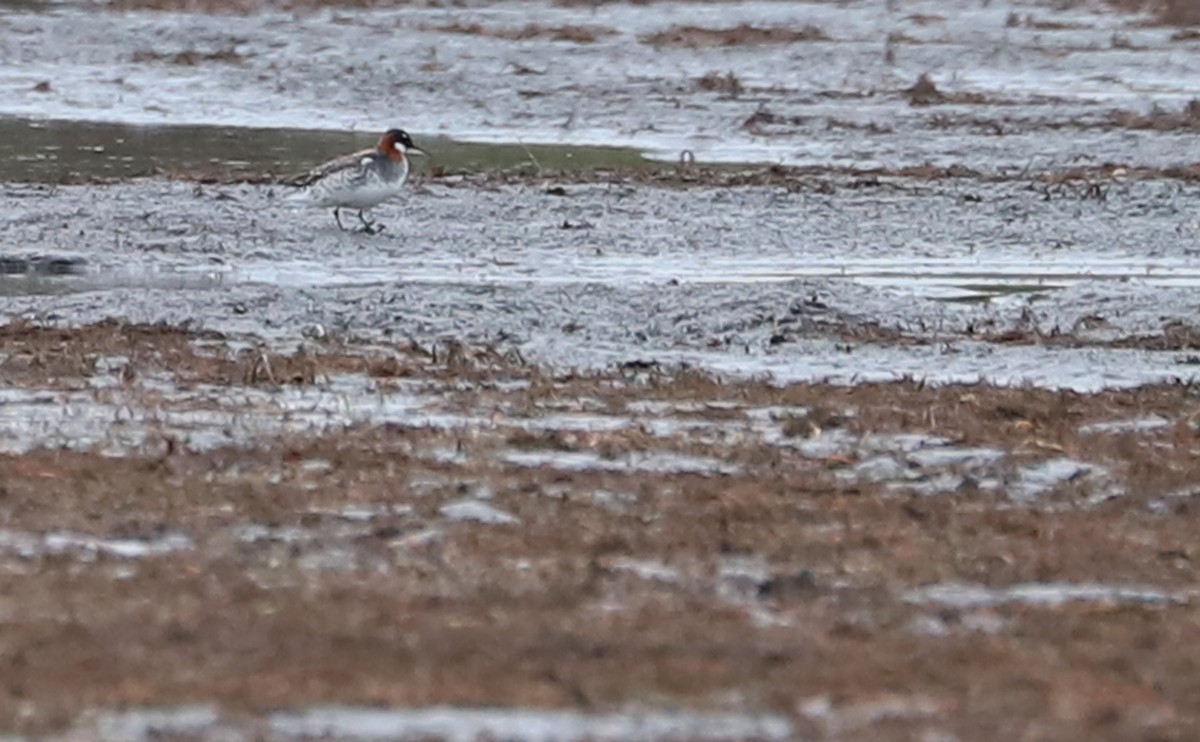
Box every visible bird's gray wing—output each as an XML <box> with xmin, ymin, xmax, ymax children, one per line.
<box><xmin>284</xmin><ymin>148</ymin><xmax>375</xmax><ymax>187</ymax></box>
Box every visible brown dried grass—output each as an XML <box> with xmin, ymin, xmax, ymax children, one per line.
<box><xmin>1106</xmin><ymin>0</ymin><xmax>1200</xmax><ymax>26</ymax></box>
<box><xmin>421</xmin><ymin>22</ymin><xmax>617</xmax><ymax>43</ymax></box>
<box><xmin>2</xmin><ymin>321</ymin><xmax>1200</xmax><ymax>736</ymax></box>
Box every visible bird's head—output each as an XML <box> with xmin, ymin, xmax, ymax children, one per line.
<box><xmin>379</xmin><ymin>129</ymin><xmax>427</xmax><ymax>161</ymax></box>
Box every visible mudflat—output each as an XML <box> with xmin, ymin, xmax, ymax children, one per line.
<box><xmin>3</xmin><ymin>0</ymin><xmax>1200</xmax><ymax>738</ymax></box>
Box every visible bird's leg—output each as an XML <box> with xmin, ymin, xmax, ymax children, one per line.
<box><xmin>333</xmin><ymin>208</ymin><xmax>347</xmax><ymax>231</ymax></box>
<box><xmin>356</xmin><ymin>209</ymin><xmax>384</xmax><ymax>235</ymax></box>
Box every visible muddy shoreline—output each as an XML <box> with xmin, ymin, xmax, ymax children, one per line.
<box><xmin>4</xmin><ymin>0</ymin><xmax>1200</xmax><ymax>738</ymax></box>
<box><xmin>4</xmin><ymin>0</ymin><xmax>1200</xmax><ymax>169</ymax></box>
<box><xmin>5</xmin><ymin>173</ymin><xmax>1200</xmax><ymax>390</ymax></box>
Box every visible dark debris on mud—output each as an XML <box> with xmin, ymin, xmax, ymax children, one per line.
<box><xmin>419</xmin><ymin>21</ymin><xmax>617</xmax><ymax>43</ymax></box>
<box><xmin>131</xmin><ymin>46</ymin><xmax>253</xmax><ymax>66</ymax></box>
<box><xmin>1111</xmin><ymin>99</ymin><xmax>1200</xmax><ymax>130</ymax></box>
<box><xmin>641</xmin><ymin>23</ymin><xmax>829</xmax><ymax>48</ymax></box>
<box><xmin>905</xmin><ymin>73</ymin><xmax>988</xmax><ymax>107</ymax></box>
<box><xmin>0</xmin><ymin>319</ymin><xmax>529</xmax><ymax>388</ymax></box>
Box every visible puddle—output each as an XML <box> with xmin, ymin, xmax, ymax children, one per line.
<box><xmin>304</xmin><ymin>504</ymin><xmax>414</xmax><ymax>522</ymax></box>
<box><xmin>1010</xmin><ymin>457</ymin><xmax>1105</xmax><ymax>502</ymax></box>
<box><xmin>60</xmin><ymin>705</ymin><xmax>793</xmax><ymax>742</ymax></box>
<box><xmin>88</xmin><ymin>705</ymin><xmax>224</xmax><ymax>742</ymax></box>
<box><xmin>234</xmin><ymin>523</ymin><xmax>314</xmax><ymax>545</ymax></box>
<box><xmin>0</xmin><ymin>376</ymin><xmax>766</xmax><ymax>457</ymax></box>
<box><xmin>838</xmin><ymin>444</ymin><xmax>1007</xmax><ymax>495</ymax></box>
<box><xmin>1079</xmin><ymin>415</ymin><xmax>1172</xmax><ymax>435</ymax></box>
<box><xmin>841</xmin><ymin>455</ymin><xmax>910</xmax><ymax>485</ymax></box>
<box><xmin>268</xmin><ymin>706</ymin><xmax>794</xmax><ymax>742</ymax></box>
<box><xmin>13</xmin><ymin>253</ymin><xmax>1200</xmax><ymax>307</ymax></box>
<box><xmin>686</xmin><ymin>343</ymin><xmax>1192</xmax><ymax>393</ymax></box>
<box><xmin>0</xmin><ymin>380</ymin><xmax>471</xmax><ymax>455</ymax></box>
<box><xmin>905</xmin><ymin>446</ymin><xmax>1005</xmax><ymax>469</ymax></box>
<box><xmin>500</xmin><ymin>449</ymin><xmax>740</xmax><ymax>476</ymax></box>
<box><xmin>861</xmin><ymin>433</ymin><xmax>952</xmax><ymax>454</ymax></box>
<box><xmin>217</xmin><ymin>256</ymin><xmax>1200</xmax><ymax>301</ymax></box>
<box><xmin>799</xmin><ymin>694</ymin><xmax>948</xmax><ymax>736</ymax></box>
<box><xmin>606</xmin><ymin>557</ymin><xmax>682</xmax><ymax>584</ymax></box>
<box><xmin>906</xmin><ymin>582</ymin><xmax>1190</xmax><ymax>609</ymax></box>
<box><xmin>717</xmin><ymin>556</ymin><xmax>771</xmax><ymax>598</ymax></box>
<box><xmin>439</xmin><ymin>499</ymin><xmax>520</xmax><ymax>526</ymax></box>
<box><xmin>0</xmin><ymin>116</ymin><xmax>653</xmax><ymax>183</ymax></box>
<box><xmin>2</xmin><ymin>0</ymin><xmax>1200</xmax><ymax>171</ymax></box>
<box><xmin>825</xmin><ymin>436</ymin><xmax>1133</xmax><ymax>501</ymax></box>
<box><xmin>0</xmin><ymin>528</ymin><xmax>192</xmax><ymax>560</ymax></box>
<box><xmin>891</xmin><ymin>471</ymin><xmax>978</xmax><ymax>497</ymax></box>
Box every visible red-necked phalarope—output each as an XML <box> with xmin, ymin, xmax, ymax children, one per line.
<box><xmin>287</xmin><ymin>128</ymin><xmax>426</xmax><ymax>234</ymax></box>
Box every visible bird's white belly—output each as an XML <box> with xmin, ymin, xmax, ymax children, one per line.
<box><xmin>313</xmin><ymin>182</ymin><xmax>401</xmax><ymax>209</ymax></box>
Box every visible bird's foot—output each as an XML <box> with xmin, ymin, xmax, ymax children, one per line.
<box><xmin>354</xmin><ymin>221</ymin><xmax>385</xmax><ymax>235</ymax></box>
<box><xmin>354</xmin><ymin>210</ymin><xmax>384</xmax><ymax>235</ymax></box>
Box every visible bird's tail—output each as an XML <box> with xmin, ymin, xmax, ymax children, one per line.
<box><xmin>282</xmin><ymin>186</ymin><xmax>313</xmax><ymax>205</ymax></box>
<box><xmin>278</xmin><ymin>169</ymin><xmax>319</xmax><ymax>204</ymax></box>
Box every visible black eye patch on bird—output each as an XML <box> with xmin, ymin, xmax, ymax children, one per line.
<box><xmin>387</xmin><ymin>129</ymin><xmax>426</xmax><ymax>157</ymax></box>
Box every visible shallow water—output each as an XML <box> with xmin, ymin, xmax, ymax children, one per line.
<box><xmin>58</xmin><ymin>705</ymin><xmax>795</xmax><ymax>742</ymax></box>
<box><xmin>906</xmin><ymin>582</ymin><xmax>1192</xmax><ymax>609</ymax></box>
<box><xmin>0</xmin><ymin>528</ymin><xmax>192</xmax><ymax>560</ymax></box>
<box><xmin>0</xmin><ymin>363</ymin><xmax>1139</xmax><ymax>515</ymax></box>
<box><xmin>2</xmin><ymin>0</ymin><xmax>1198</xmax><ymax>169</ymax></box>
<box><xmin>0</xmin><ymin>116</ymin><xmax>652</xmax><ymax>182</ymax></box>
<box><xmin>269</xmin><ymin>707</ymin><xmax>795</xmax><ymax>741</ymax></box>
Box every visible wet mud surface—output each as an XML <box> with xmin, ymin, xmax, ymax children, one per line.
<box><xmin>5</xmin><ymin>0</ymin><xmax>1200</xmax><ymax>168</ymax></box>
<box><xmin>4</xmin><ymin>0</ymin><xmax>1200</xmax><ymax>739</ymax></box>
<box><xmin>0</xmin><ymin>323</ymin><xmax>1197</xmax><ymax>740</ymax></box>
<box><xmin>5</xmin><ymin>175</ymin><xmax>1200</xmax><ymax>389</ymax></box>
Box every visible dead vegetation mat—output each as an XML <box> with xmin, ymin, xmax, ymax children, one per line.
<box><xmin>0</xmin><ymin>322</ymin><xmax>1198</xmax><ymax>737</ymax></box>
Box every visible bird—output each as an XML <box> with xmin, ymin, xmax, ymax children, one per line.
<box><xmin>285</xmin><ymin>128</ymin><xmax>426</xmax><ymax>234</ymax></box>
